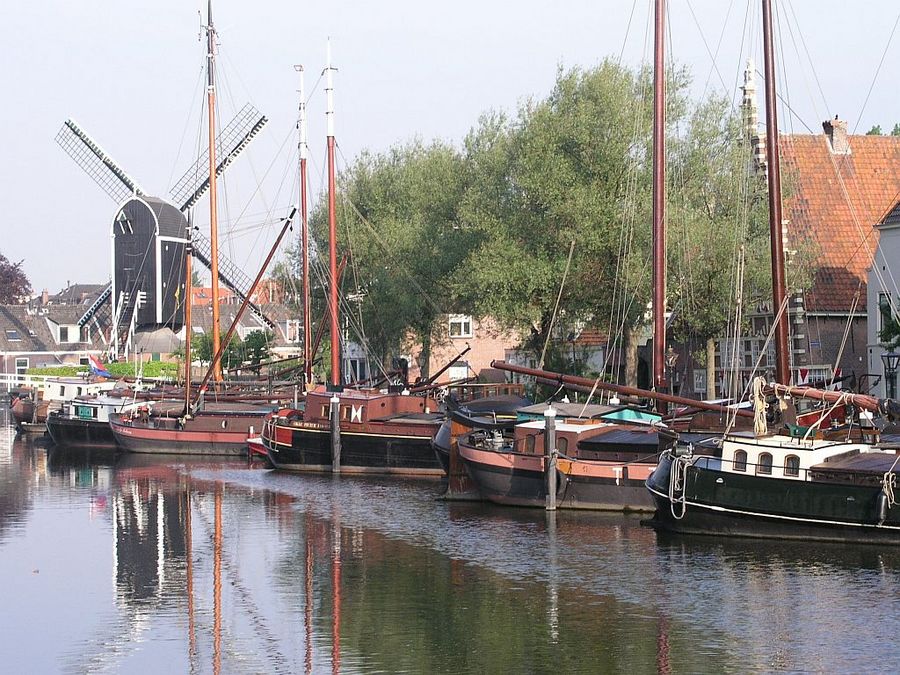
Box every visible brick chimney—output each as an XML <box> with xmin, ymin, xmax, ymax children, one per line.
<box><xmin>40</xmin><ymin>288</ymin><xmax>49</xmax><ymax>305</ymax></box>
<box><xmin>823</xmin><ymin>116</ymin><xmax>850</xmax><ymax>154</ymax></box>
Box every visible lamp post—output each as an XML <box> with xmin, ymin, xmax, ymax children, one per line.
<box><xmin>882</xmin><ymin>351</ymin><xmax>900</xmax><ymax>400</ymax></box>
<box><xmin>665</xmin><ymin>346</ymin><xmax>679</xmax><ymax>396</ymax></box>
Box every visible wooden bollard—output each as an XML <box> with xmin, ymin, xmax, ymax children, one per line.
<box><xmin>330</xmin><ymin>394</ymin><xmax>341</xmax><ymax>473</ymax></box>
<box><xmin>544</xmin><ymin>406</ymin><xmax>557</xmax><ymax>511</ymax></box>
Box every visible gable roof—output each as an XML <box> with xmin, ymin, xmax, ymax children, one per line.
<box><xmin>0</xmin><ymin>305</ymin><xmax>106</xmax><ymax>352</ymax></box>
<box><xmin>780</xmin><ymin>133</ymin><xmax>900</xmax><ymax>313</ymax></box>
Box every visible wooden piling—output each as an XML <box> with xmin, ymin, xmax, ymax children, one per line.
<box><xmin>330</xmin><ymin>394</ymin><xmax>341</xmax><ymax>473</ymax></box>
<box><xmin>545</xmin><ymin>406</ymin><xmax>557</xmax><ymax>511</ymax></box>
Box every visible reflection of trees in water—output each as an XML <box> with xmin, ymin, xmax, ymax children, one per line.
<box><xmin>262</xmin><ymin>495</ymin><xmax>699</xmax><ymax>674</ymax></box>
<box><xmin>0</xmin><ymin>431</ymin><xmax>44</xmax><ymax>543</ymax></box>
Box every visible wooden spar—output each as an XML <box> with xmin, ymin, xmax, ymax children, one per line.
<box><xmin>206</xmin><ymin>0</ymin><xmax>223</xmax><ymax>384</ymax></box>
<box><xmin>762</xmin><ymin>0</ymin><xmax>791</xmax><ymax>384</ymax></box>
<box><xmin>325</xmin><ymin>42</ymin><xmax>341</xmax><ymax>389</ymax></box>
<box><xmin>421</xmin><ymin>344</ymin><xmax>472</xmax><ymax>388</ymax></box>
<box><xmin>491</xmin><ymin>360</ymin><xmax>755</xmax><ymax>419</ymax></box>
<box><xmin>768</xmin><ymin>382</ymin><xmax>882</xmax><ymax>414</ymax></box>
<box><xmin>297</xmin><ymin>64</ymin><xmax>313</xmax><ymax>389</ymax></box>
<box><xmin>192</xmin><ymin>208</ymin><xmax>297</xmax><ymax>410</ymax></box>
<box><xmin>652</xmin><ymin>0</ymin><xmax>668</xmax><ymax>411</ymax></box>
<box><xmin>183</xmin><ymin>235</ymin><xmax>193</xmax><ymax>415</ymax></box>
<box><xmin>409</xmin><ymin>376</ymin><xmax>474</xmax><ymax>395</ymax></box>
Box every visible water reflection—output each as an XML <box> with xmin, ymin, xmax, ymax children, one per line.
<box><xmin>1</xmin><ymin>429</ymin><xmax>900</xmax><ymax>672</ymax></box>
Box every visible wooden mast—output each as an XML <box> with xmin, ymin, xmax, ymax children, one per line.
<box><xmin>183</xmin><ymin>229</ymin><xmax>193</xmax><ymax>414</ymax></box>
<box><xmin>652</xmin><ymin>0</ymin><xmax>667</xmax><ymax>411</ymax></box>
<box><xmin>297</xmin><ymin>65</ymin><xmax>313</xmax><ymax>389</ymax></box>
<box><xmin>206</xmin><ymin>0</ymin><xmax>224</xmax><ymax>384</ymax></box>
<box><xmin>325</xmin><ymin>41</ymin><xmax>341</xmax><ymax>389</ymax></box>
<box><xmin>762</xmin><ymin>0</ymin><xmax>791</xmax><ymax>384</ymax></box>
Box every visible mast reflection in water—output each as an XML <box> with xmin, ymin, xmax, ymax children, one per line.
<box><xmin>2</xmin><ymin>416</ymin><xmax>900</xmax><ymax>672</ymax></box>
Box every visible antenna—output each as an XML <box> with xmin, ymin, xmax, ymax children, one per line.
<box><xmin>55</xmin><ymin>119</ymin><xmax>146</xmax><ymax>203</ymax></box>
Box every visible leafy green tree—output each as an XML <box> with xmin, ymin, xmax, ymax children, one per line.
<box><xmin>453</xmin><ymin>62</ymin><xmax>689</xmax><ymax>385</ymax></box>
<box><xmin>866</xmin><ymin>124</ymin><xmax>883</xmax><ymax>136</ymax></box>
<box><xmin>0</xmin><ymin>252</ymin><xmax>32</xmax><ymax>304</ymax></box>
<box><xmin>310</xmin><ymin>140</ymin><xmax>475</xmax><ymax>377</ymax></box>
<box><xmin>892</xmin><ymin>123</ymin><xmax>900</xmax><ymax>137</ymax></box>
<box><xmin>242</xmin><ymin>330</ymin><xmax>273</xmax><ymax>366</ymax></box>
<box><xmin>194</xmin><ymin>332</ymin><xmax>243</xmax><ymax>370</ymax></box>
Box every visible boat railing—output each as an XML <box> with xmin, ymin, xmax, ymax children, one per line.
<box><xmin>447</xmin><ymin>382</ymin><xmax>525</xmax><ymax>402</ymax></box>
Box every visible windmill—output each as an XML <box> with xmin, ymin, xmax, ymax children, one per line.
<box><xmin>55</xmin><ymin>103</ymin><xmax>273</xmax><ymax>359</ymax></box>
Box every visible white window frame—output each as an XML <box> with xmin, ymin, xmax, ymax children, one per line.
<box><xmin>449</xmin><ymin>314</ymin><xmax>473</xmax><ymax>339</ymax></box>
<box><xmin>15</xmin><ymin>357</ymin><xmax>29</xmax><ymax>377</ymax></box>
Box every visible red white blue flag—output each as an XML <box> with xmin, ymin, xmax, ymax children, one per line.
<box><xmin>89</xmin><ymin>355</ymin><xmax>112</xmax><ymax>378</ymax></box>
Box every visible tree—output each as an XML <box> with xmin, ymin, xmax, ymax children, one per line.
<box><xmin>866</xmin><ymin>124</ymin><xmax>883</xmax><ymax>136</ymax></box>
<box><xmin>893</xmin><ymin>123</ymin><xmax>900</xmax><ymax>137</ymax></box>
<box><xmin>242</xmin><ymin>330</ymin><xmax>273</xmax><ymax>366</ymax></box>
<box><xmin>194</xmin><ymin>332</ymin><xmax>243</xmax><ymax>370</ymax></box>
<box><xmin>0</xmin><ymin>252</ymin><xmax>32</xmax><ymax>304</ymax></box>
<box><xmin>310</xmin><ymin>140</ymin><xmax>474</xmax><ymax>377</ymax></box>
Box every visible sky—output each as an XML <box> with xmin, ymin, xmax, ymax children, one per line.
<box><xmin>2</xmin><ymin>0</ymin><xmax>899</xmax><ymax>295</ymax></box>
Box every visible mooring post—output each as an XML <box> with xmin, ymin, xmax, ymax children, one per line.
<box><xmin>544</xmin><ymin>406</ymin><xmax>557</xmax><ymax>511</ymax></box>
<box><xmin>330</xmin><ymin>394</ymin><xmax>341</xmax><ymax>473</ymax></box>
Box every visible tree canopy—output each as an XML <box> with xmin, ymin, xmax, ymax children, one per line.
<box><xmin>274</xmin><ymin>59</ymin><xmax>809</xmax><ymax>385</ymax></box>
<box><xmin>0</xmin><ymin>252</ymin><xmax>32</xmax><ymax>304</ymax></box>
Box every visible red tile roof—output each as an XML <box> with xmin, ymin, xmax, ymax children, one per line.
<box><xmin>780</xmin><ymin>133</ymin><xmax>900</xmax><ymax>312</ymax></box>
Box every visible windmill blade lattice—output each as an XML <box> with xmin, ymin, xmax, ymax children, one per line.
<box><xmin>169</xmin><ymin>103</ymin><xmax>268</xmax><ymax>212</ymax></box>
<box><xmin>55</xmin><ymin>119</ymin><xmax>146</xmax><ymax>204</ymax></box>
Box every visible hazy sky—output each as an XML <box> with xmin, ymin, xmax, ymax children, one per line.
<box><xmin>2</xmin><ymin>0</ymin><xmax>899</xmax><ymax>295</ymax></box>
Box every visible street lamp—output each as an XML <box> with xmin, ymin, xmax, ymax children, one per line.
<box><xmin>665</xmin><ymin>345</ymin><xmax>679</xmax><ymax>396</ymax></box>
<box><xmin>882</xmin><ymin>352</ymin><xmax>900</xmax><ymax>400</ymax></box>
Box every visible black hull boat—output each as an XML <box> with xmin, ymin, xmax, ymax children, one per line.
<box><xmin>262</xmin><ymin>388</ymin><xmax>444</xmax><ymax>476</ymax></box>
<box><xmin>46</xmin><ymin>412</ymin><xmax>117</xmax><ymax>448</ymax></box>
<box><xmin>646</xmin><ymin>434</ymin><xmax>900</xmax><ymax>545</ymax></box>
<box><xmin>265</xmin><ymin>421</ymin><xmax>440</xmax><ymax>475</ymax></box>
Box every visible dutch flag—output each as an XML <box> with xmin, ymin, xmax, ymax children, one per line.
<box><xmin>89</xmin><ymin>355</ymin><xmax>112</xmax><ymax>378</ymax></box>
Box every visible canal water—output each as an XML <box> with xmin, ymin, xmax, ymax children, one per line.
<box><xmin>3</xmin><ymin>409</ymin><xmax>900</xmax><ymax>673</ymax></box>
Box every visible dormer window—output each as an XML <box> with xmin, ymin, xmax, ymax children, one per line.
<box><xmin>5</xmin><ymin>330</ymin><xmax>20</xmax><ymax>342</ymax></box>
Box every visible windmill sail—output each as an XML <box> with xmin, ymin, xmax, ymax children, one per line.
<box><xmin>169</xmin><ymin>103</ymin><xmax>268</xmax><ymax>212</ymax></box>
<box><xmin>55</xmin><ymin>119</ymin><xmax>146</xmax><ymax>203</ymax></box>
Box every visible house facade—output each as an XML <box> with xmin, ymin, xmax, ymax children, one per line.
<box><xmin>867</xmin><ymin>201</ymin><xmax>900</xmax><ymax>398</ymax></box>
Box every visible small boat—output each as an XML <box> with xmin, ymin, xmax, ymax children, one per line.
<box><xmin>455</xmin><ymin>403</ymin><xmax>708</xmax><ymax>511</ymax></box>
<box><xmin>109</xmin><ymin>400</ymin><xmax>272</xmax><ymax>455</ymax></box>
<box><xmin>46</xmin><ymin>394</ymin><xmax>144</xmax><ymax>448</ymax></box>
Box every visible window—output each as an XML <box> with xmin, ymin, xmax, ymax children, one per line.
<box><xmin>784</xmin><ymin>454</ymin><xmax>800</xmax><ymax>477</ymax></box>
<box><xmin>15</xmin><ymin>357</ymin><xmax>28</xmax><ymax>377</ymax></box>
<box><xmin>733</xmin><ymin>450</ymin><xmax>747</xmax><ymax>472</ymax></box>
<box><xmin>880</xmin><ymin>293</ymin><xmax>894</xmax><ymax>333</ymax></box>
<box><xmin>525</xmin><ymin>434</ymin><xmax>536</xmax><ymax>454</ymax></box>
<box><xmin>285</xmin><ymin>319</ymin><xmax>301</xmax><ymax>343</ymax></box>
<box><xmin>756</xmin><ymin>452</ymin><xmax>773</xmax><ymax>475</ymax></box>
<box><xmin>81</xmin><ymin>325</ymin><xmax>90</xmax><ymax>342</ymax></box>
<box><xmin>59</xmin><ymin>326</ymin><xmax>69</xmax><ymax>343</ymax></box>
<box><xmin>346</xmin><ymin>358</ymin><xmax>367</xmax><ymax>382</ymax></box>
<box><xmin>448</xmin><ymin>314</ymin><xmax>473</xmax><ymax>339</ymax></box>
<box><xmin>5</xmin><ymin>329</ymin><xmax>20</xmax><ymax>341</ymax></box>
<box><xmin>557</xmin><ymin>436</ymin><xmax>568</xmax><ymax>454</ymax></box>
